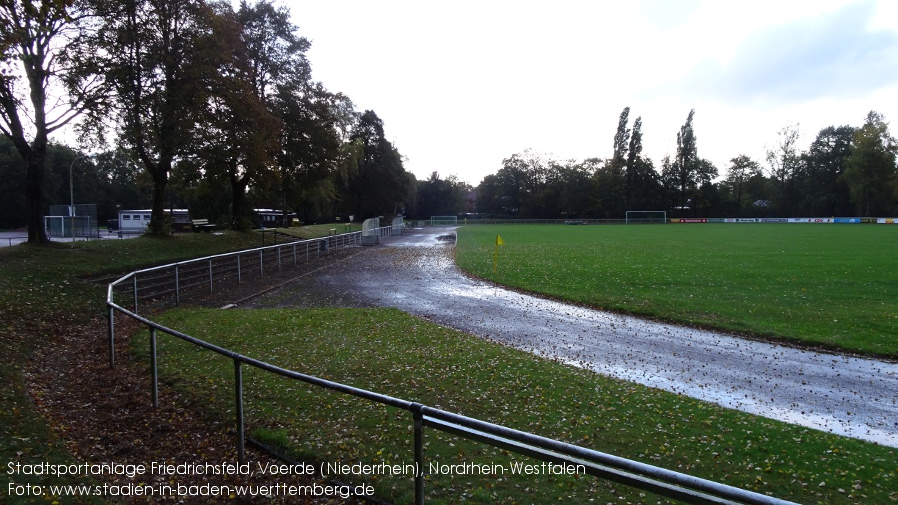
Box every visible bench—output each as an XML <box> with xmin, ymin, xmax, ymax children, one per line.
<box><xmin>191</xmin><ymin>219</ymin><xmax>216</xmax><ymax>232</ymax></box>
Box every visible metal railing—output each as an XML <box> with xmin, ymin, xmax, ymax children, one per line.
<box><xmin>105</xmin><ymin>230</ymin><xmax>797</xmax><ymax>505</ymax></box>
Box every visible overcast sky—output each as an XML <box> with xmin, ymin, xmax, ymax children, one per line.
<box><xmin>283</xmin><ymin>0</ymin><xmax>898</xmax><ymax>186</ymax></box>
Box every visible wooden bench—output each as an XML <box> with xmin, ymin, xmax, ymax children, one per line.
<box><xmin>191</xmin><ymin>219</ymin><xmax>216</xmax><ymax>232</ymax></box>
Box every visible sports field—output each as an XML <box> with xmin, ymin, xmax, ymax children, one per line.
<box><xmin>455</xmin><ymin>224</ymin><xmax>898</xmax><ymax>357</ymax></box>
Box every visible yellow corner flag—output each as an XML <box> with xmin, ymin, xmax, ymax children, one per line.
<box><xmin>493</xmin><ymin>235</ymin><xmax>505</xmax><ymax>272</ymax></box>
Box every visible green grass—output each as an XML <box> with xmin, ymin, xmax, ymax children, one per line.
<box><xmin>142</xmin><ymin>307</ymin><xmax>897</xmax><ymax>504</ymax></box>
<box><xmin>455</xmin><ymin>224</ymin><xmax>898</xmax><ymax>357</ymax></box>
<box><xmin>5</xmin><ymin>225</ymin><xmax>898</xmax><ymax>503</ymax></box>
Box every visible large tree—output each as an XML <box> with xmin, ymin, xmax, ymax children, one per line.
<box><xmin>843</xmin><ymin>111</ymin><xmax>897</xmax><ymax>216</ymax></box>
<box><xmin>672</xmin><ymin>109</ymin><xmax>698</xmax><ymax>214</ymax></box>
<box><xmin>610</xmin><ymin>106</ymin><xmax>630</xmax><ymax>172</ymax></box>
<box><xmin>414</xmin><ymin>172</ymin><xmax>469</xmax><ymax>218</ymax></box>
<box><xmin>86</xmin><ymin>0</ymin><xmax>215</xmax><ymax>234</ymax></box>
<box><xmin>798</xmin><ymin>125</ymin><xmax>855</xmax><ymax>216</ymax></box>
<box><xmin>342</xmin><ymin>110</ymin><xmax>410</xmax><ymax>218</ymax></box>
<box><xmin>185</xmin><ymin>1</ymin><xmax>282</xmax><ymax>229</ymax></box>
<box><xmin>276</xmin><ymin>82</ymin><xmax>353</xmax><ymax>222</ymax></box>
<box><xmin>0</xmin><ymin>0</ymin><xmax>101</xmax><ymax>243</ymax></box>
<box><xmin>722</xmin><ymin>154</ymin><xmax>762</xmax><ymax>216</ymax></box>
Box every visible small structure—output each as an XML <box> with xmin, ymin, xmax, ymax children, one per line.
<box><xmin>391</xmin><ymin>216</ymin><xmax>404</xmax><ymax>236</ymax></box>
<box><xmin>255</xmin><ymin>209</ymin><xmax>297</xmax><ymax>228</ymax></box>
<box><xmin>118</xmin><ymin>209</ymin><xmax>190</xmax><ymax>234</ymax></box>
<box><xmin>361</xmin><ymin>217</ymin><xmax>380</xmax><ymax>245</ymax></box>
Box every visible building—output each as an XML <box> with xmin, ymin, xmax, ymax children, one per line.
<box><xmin>255</xmin><ymin>209</ymin><xmax>297</xmax><ymax>228</ymax></box>
<box><xmin>118</xmin><ymin>209</ymin><xmax>191</xmax><ymax>234</ymax></box>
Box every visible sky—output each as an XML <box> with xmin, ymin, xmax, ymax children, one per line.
<box><xmin>284</xmin><ymin>0</ymin><xmax>898</xmax><ymax>187</ymax></box>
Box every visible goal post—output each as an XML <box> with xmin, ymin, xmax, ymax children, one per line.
<box><xmin>430</xmin><ymin>215</ymin><xmax>457</xmax><ymax>226</ymax></box>
<box><xmin>625</xmin><ymin>211</ymin><xmax>667</xmax><ymax>224</ymax></box>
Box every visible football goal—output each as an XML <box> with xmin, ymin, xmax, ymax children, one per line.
<box><xmin>430</xmin><ymin>215</ymin><xmax>458</xmax><ymax>226</ymax></box>
<box><xmin>625</xmin><ymin>211</ymin><xmax>667</xmax><ymax>224</ymax></box>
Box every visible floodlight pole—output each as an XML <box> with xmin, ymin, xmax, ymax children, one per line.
<box><xmin>69</xmin><ymin>154</ymin><xmax>94</xmax><ymax>241</ymax></box>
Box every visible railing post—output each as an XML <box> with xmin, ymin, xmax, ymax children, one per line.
<box><xmin>237</xmin><ymin>254</ymin><xmax>242</xmax><ymax>283</ymax></box>
<box><xmin>277</xmin><ymin>247</ymin><xmax>282</xmax><ymax>272</ymax></box>
<box><xmin>234</xmin><ymin>359</ymin><xmax>245</xmax><ymax>464</ymax></box>
<box><xmin>209</xmin><ymin>259</ymin><xmax>214</xmax><ymax>294</ymax></box>
<box><xmin>174</xmin><ymin>264</ymin><xmax>180</xmax><ymax>306</ymax></box>
<box><xmin>107</xmin><ymin>305</ymin><xmax>115</xmax><ymax>369</ymax></box>
<box><xmin>259</xmin><ymin>250</ymin><xmax>264</xmax><ymax>278</ymax></box>
<box><xmin>132</xmin><ymin>275</ymin><xmax>139</xmax><ymax>312</ymax></box>
<box><xmin>150</xmin><ymin>327</ymin><xmax>158</xmax><ymax>408</ymax></box>
<box><xmin>412</xmin><ymin>403</ymin><xmax>425</xmax><ymax>505</ymax></box>
<box><xmin>293</xmin><ymin>243</ymin><xmax>297</xmax><ymax>266</ymax></box>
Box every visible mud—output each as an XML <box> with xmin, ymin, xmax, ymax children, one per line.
<box><xmin>242</xmin><ymin>227</ymin><xmax>898</xmax><ymax>448</ymax></box>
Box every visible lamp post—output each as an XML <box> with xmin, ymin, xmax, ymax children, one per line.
<box><xmin>69</xmin><ymin>154</ymin><xmax>94</xmax><ymax>241</ymax></box>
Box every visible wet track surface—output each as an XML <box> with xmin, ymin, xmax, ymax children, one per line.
<box><xmin>246</xmin><ymin>227</ymin><xmax>898</xmax><ymax>447</ymax></box>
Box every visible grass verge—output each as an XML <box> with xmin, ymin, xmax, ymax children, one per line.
<box><xmin>142</xmin><ymin>307</ymin><xmax>897</xmax><ymax>505</ymax></box>
<box><xmin>455</xmin><ymin>224</ymin><xmax>898</xmax><ymax>358</ymax></box>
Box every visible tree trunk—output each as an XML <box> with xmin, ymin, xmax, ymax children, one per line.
<box><xmin>24</xmin><ymin>150</ymin><xmax>49</xmax><ymax>244</ymax></box>
<box><xmin>229</xmin><ymin>170</ymin><xmax>250</xmax><ymax>229</ymax></box>
<box><xmin>148</xmin><ymin>165</ymin><xmax>170</xmax><ymax>235</ymax></box>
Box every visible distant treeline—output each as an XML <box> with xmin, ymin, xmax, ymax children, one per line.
<box><xmin>469</xmin><ymin>109</ymin><xmax>898</xmax><ymax>220</ymax></box>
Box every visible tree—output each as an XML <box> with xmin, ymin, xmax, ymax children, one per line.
<box><xmin>624</xmin><ymin>115</ymin><xmax>641</xmax><ymax>206</ymax></box>
<box><xmin>187</xmin><ymin>1</ymin><xmax>282</xmax><ymax>229</ymax></box>
<box><xmin>610</xmin><ymin>106</ymin><xmax>630</xmax><ymax>172</ymax></box>
<box><xmin>87</xmin><ymin>0</ymin><xmax>216</xmax><ymax>234</ymax></box>
<box><xmin>765</xmin><ymin>123</ymin><xmax>801</xmax><ymax>216</ymax></box>
<box><xmin>672</xmin><ymin>109</ymin><xmax>698</xmax><ymax>214</ymax></box>
<box><xmin>843</xmin><ymin>111</ymin><xmax>897</xmax><ymax>216</ymax></box>
<box><xmin>493</xmin><ymin>150</ymin><xmax>550</xmax><ymax>217</ymax></box>
<box><xmin>0</xmin><ymin>136</ymin><xmax>24</xmax><ymax>228</ymax></box>
<box><xmin>276</xmin><ymin>82</ymin><xmax>351</xmax><ymax>223</ymax></box>
<box><xmin>474</xmin><ymin>173</ymin><xmax>502</xmax><ymax>215</ymax></box>
<box><xmin>0</xmin><ymin>0</ymin><xmax>102</xmax><ymax>243</ymax></box>
<box><xmin>693</xmin><ymin>158</ymin><xmax>719</xmax><ymax>216</ymax></box>
<box><xmin>593</xmin><ymin>159</ymin><xmax>625</xmax><ymax>218</ymax></box>
<box><xmin>342</xmin><ymin>110</ymin><xmax>410</xmax><ymax>218</ymax></box>
<box><xmin>798</xmin><ymin>125</ymin><xmax>855</xmax><ymax>216</ymax></box>
<box><xmin>414</xmin><ymin>172</ymin><xmax>469</xmax><ymax>218</ymax></box>
<box><xmin>722</xmin><ymin>155</ymin><xmax>762</xmax><ymax>216</ymax></box>
<box><xmin>551</xmin><ymin>160</ymin><xmax>595</xmax><ymax>218</ymax></box>
<box><xmin>594</xmin><ymin>107</ymin><xmax>631</xmax><ymax>218</ymax></box>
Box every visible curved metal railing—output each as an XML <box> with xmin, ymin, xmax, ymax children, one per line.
<box><xmin>105</xmin><ymin>230</ymin><xmax>796</xmax><ymax>505</ymax></box>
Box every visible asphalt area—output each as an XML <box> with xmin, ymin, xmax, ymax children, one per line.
<box><xmin>231</xmin><ymin>227</ymin><xmax>898</xmax><ymax>448</ymax></box>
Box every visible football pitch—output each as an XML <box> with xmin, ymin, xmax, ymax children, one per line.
<box><xmin>455</xmin><ymin>224</ymin><xmax>898</xmax><ymax>358</ymax></box>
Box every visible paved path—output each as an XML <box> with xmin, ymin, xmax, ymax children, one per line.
<box><xmin>248</xmin><ymin>227</ymin><xmax>898</xmax><ymax>447</ymax></box>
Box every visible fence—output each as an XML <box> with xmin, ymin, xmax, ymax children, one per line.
<box><xmin>105</xmin><ymin>230</ymin><xmax>796</xmax><ymax>505</ymax></box>
<box><xmin>445</xmin><ymin>217</ymin><xmax>898</xmax><ymax>226</ymax></box>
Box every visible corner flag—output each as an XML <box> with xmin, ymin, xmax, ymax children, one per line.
<box><xmin>493</xmin><ymin>235</ymin><xmax>505</xmax><ymax>272</ymax></box>
<box><xmin>496</xmin><ymin>235</ymin><xmax>505</xmax><ymax>246</ymax></box>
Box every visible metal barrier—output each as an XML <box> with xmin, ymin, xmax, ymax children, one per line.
<box><xmin>105</xmin><ymin>231</ymin><xmax>796</xmax><ymax>505</ymax></box>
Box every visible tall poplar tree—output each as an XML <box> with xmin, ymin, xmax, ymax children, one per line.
<box><xmin>610</xmin><ymin>106</ymin><xmax>630</xmax><ymax>172</ymax></box>
<box><xmin>673</xmin><ymin>109</ymin><xmax>697</xmax><ymax>213</ymax></box>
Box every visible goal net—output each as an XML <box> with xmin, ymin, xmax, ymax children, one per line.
<box><xmin>625</xmin><ymin>211</ymin><xmax>667</xmax><ymax>224</ymax></box>
<box><xmin>430</xmin><ymin>215</ymin><xmax>457</xmax><ymax>226</ymax></box>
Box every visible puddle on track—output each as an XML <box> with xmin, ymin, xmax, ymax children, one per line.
<box><xmin>246</xmin><ymin>228</ymin><xmax>898</xmax><ymax>447</ymax></box>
